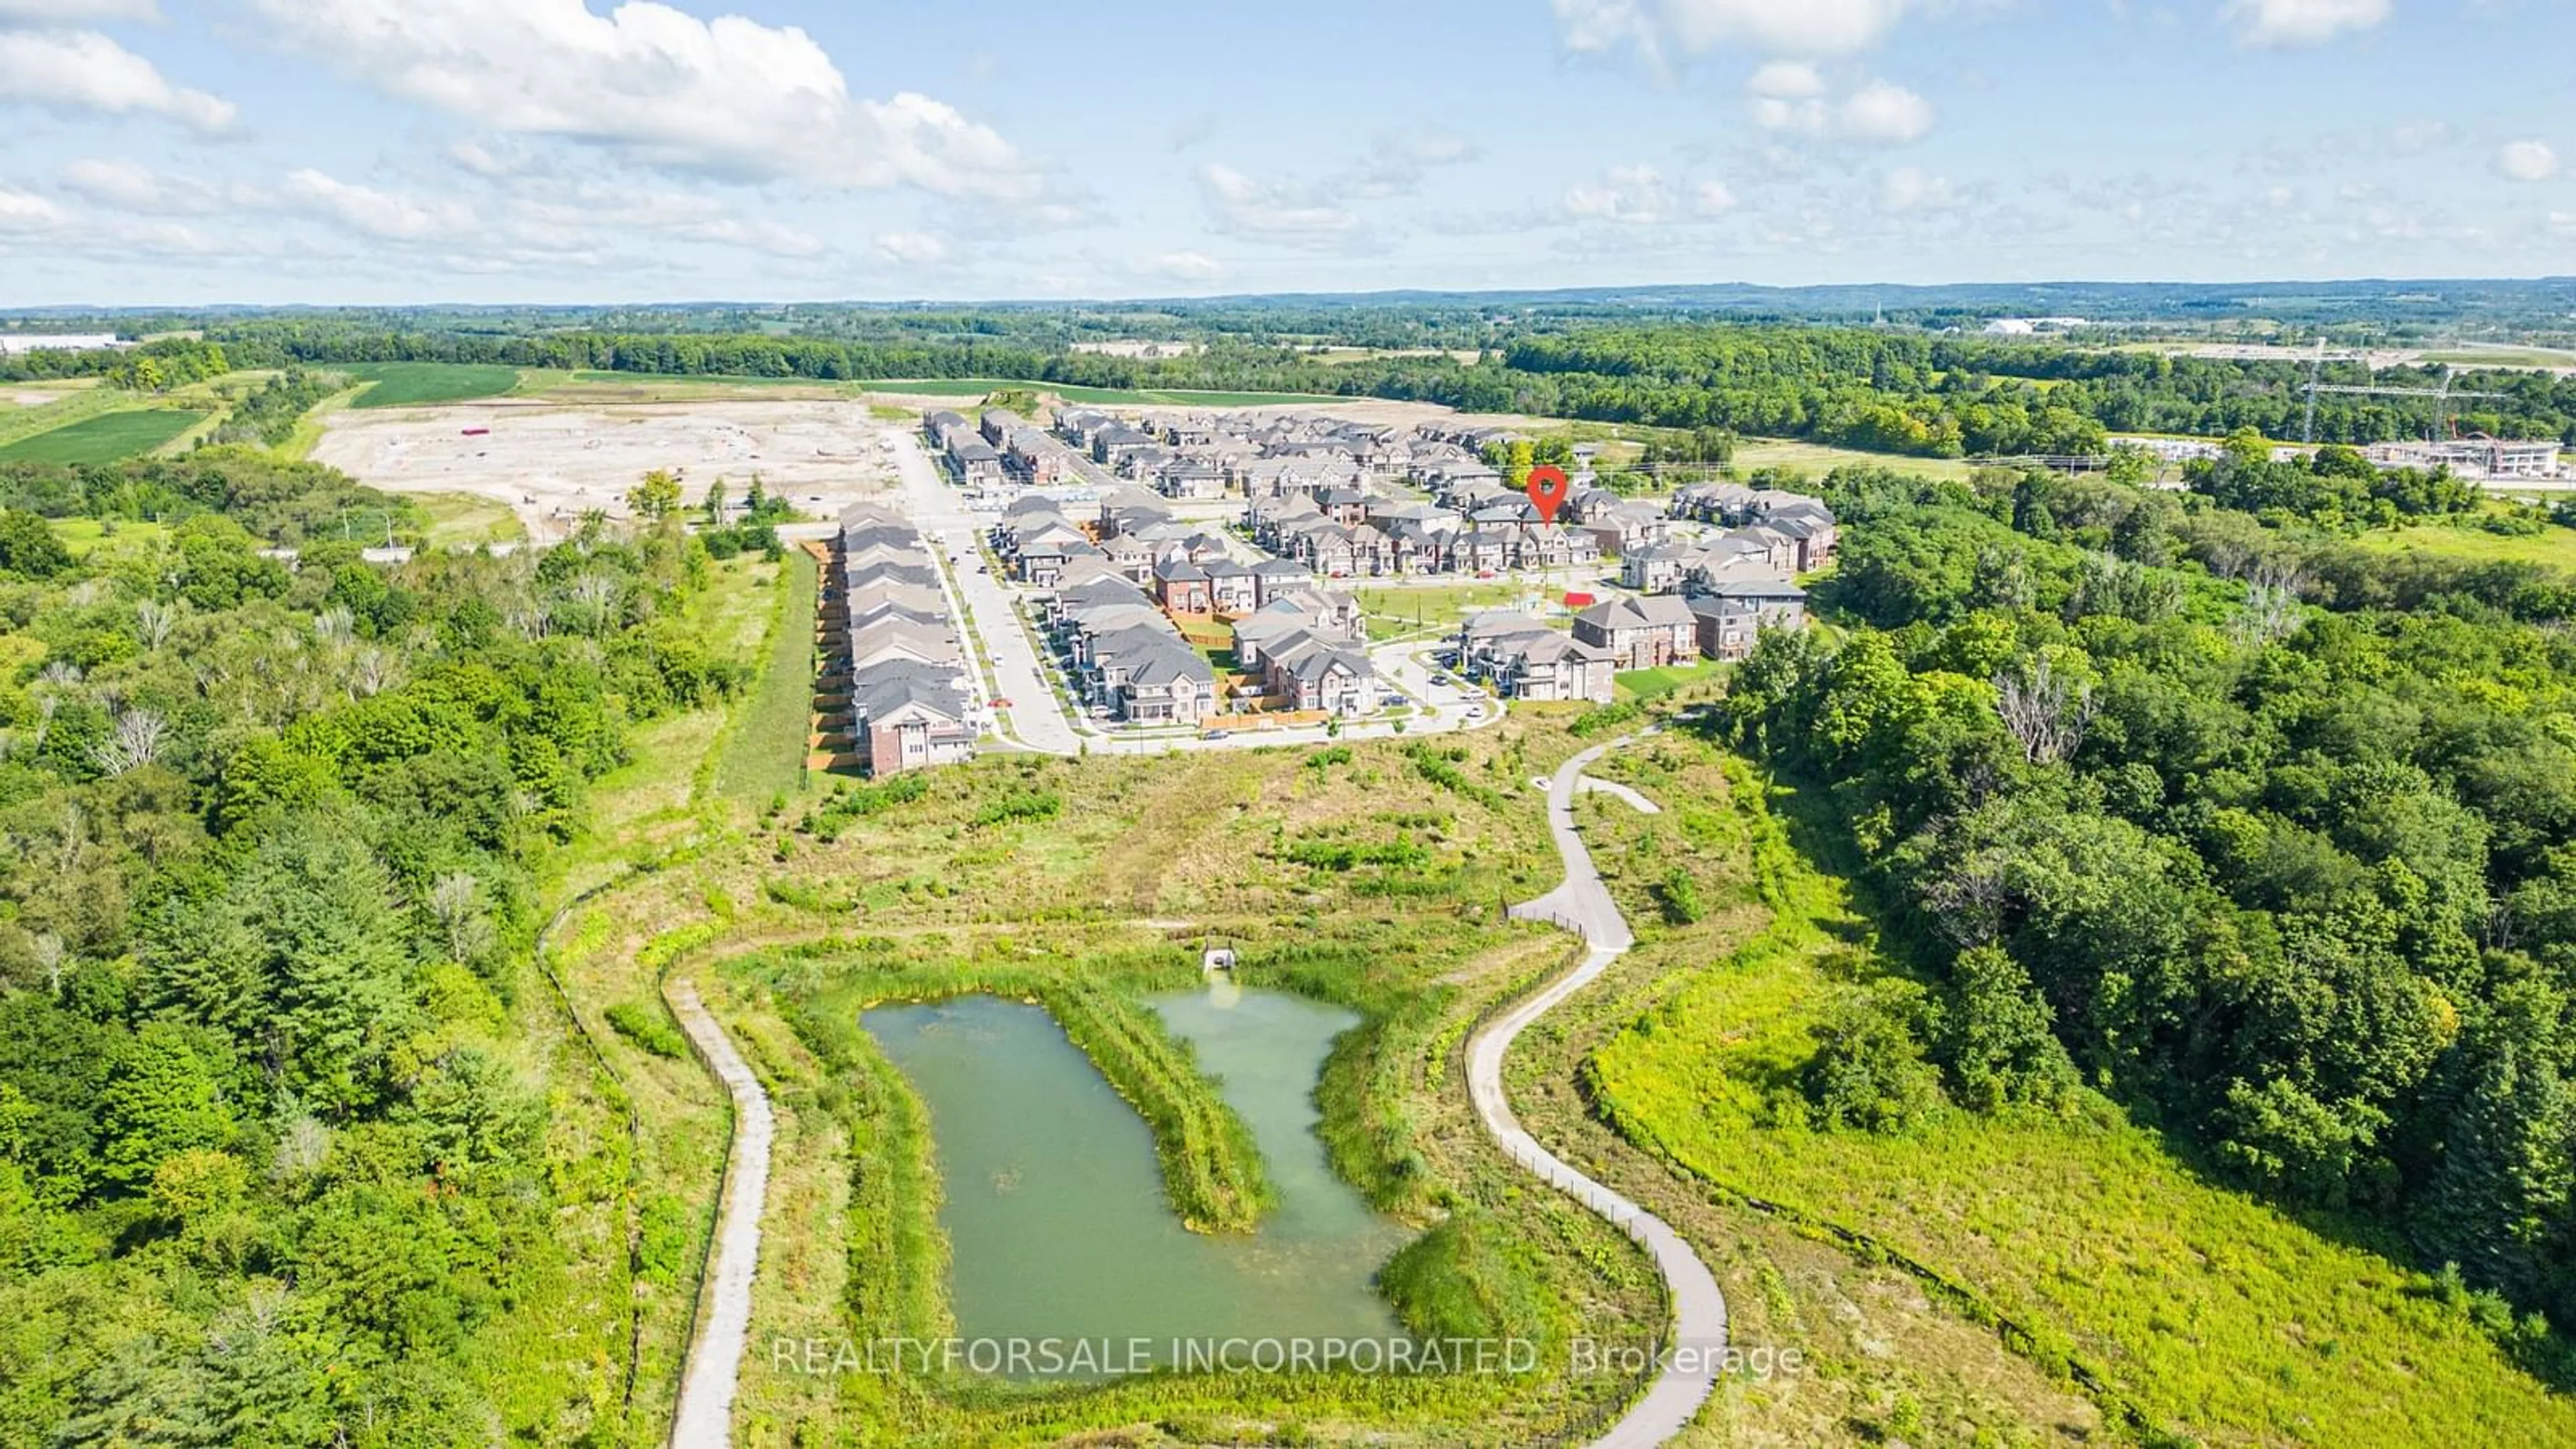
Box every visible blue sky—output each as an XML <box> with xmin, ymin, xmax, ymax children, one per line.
<box><xmin>0</xmin><ymin>0</ymin><xmax>2570</xmax><ymax>305</ymax></box>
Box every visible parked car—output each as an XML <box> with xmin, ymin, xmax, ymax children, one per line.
<box><xmin>1201</xmin><ymin>729</ymin><xmax>1233</xmax><ymax>741</ymax></box>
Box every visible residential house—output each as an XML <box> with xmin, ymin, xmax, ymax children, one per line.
<box><xmin>853</xmin><ymin>663</ymin><xmax>977</xmax><ymax>775</ymax></box>
<box><xmin>1204</xmin><ymin>559</ymin><xmax>1260</xmax><ymax>614</ymax></box>
<box><xmin>1250</xmin><ymin>558</ymin><xmax>1312</xmax><ymax>606</ymax></box>
<box><xmin>949</xmin><ymin>437</ymin><xmax>1005</xmax><ymax>488</ymax></box>
<box><xmin>1155</xmin><ymin>555</ymin><xmax>1214</xmax><ymax>614</ymax></box>
<box><xmin>1581</xmin><ymin>500</ymin><xmax>1672</xmax><ymax>557</ymax></box>
<box><xmin>1572</xmin><ymin>595</ymin><xmax>1699</xmax><ymax>669</ymax></box>
<box><xmin>1497</xmin><ymin>631</ymin><xmax>1617</xmax><ymax>704</ymax></box>
<box><xmin>1262</xmin><ymin>629</ymin><xmax>1377</xmax><ymax>717</ymax></box>
<box><xmin>1688</xmin><ymin>578</ymin><xmax>1808</xmax><ymax>662</ymax></box>
<box><xmin>1621</xmin><ymin>543</ymin><xmax>1693</xmax><ymax>594</ymax></box>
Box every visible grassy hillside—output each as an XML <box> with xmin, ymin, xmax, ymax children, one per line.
<box><xmin>1570</xmin><ymin>732</ymin><xmax>2576</xmax><ymax>1447</ymax></box>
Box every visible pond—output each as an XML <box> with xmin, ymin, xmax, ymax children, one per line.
<box><xmin>863</xmin><ymin>985</ymin><xmax>1413</xmax><ymax>1373</ymax></box>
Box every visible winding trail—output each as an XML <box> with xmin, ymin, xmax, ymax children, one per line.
<box><xmin>667</xmin><ymin>981</ymin><xmax>775</xmax><ymax>1448</ymax></box>
<box><xmin>1470</xmin><ymin>735</ymin><xmax>1729</xmax><ymax>1448</ymax></box>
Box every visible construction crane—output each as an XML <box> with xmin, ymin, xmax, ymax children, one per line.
<box><xmin>2300</xmin><ymin>337</ymin><xmax>2509</xmax><ymax>444</ymax></box>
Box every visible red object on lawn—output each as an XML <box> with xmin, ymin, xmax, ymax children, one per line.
<box><xmin>1563</xmin><ymin>591</ymin><xmax>1596</xmax><ymax>608</ymax></box>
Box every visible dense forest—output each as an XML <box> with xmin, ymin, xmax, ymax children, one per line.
<box><xmin>0</xmin><ymin>453</ymin><xmax>744</xmax><ymax>1442</ymax></box>
<box><xmin>1719</xmin><ymin>456</ymin><xmax>2576</xmax><ymax>1367</ymax></box>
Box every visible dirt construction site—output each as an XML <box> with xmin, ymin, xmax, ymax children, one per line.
<box><xmin>309</xmin><ymin>400</ymin><xmax>902</xmax><ymax>539</ymax></box>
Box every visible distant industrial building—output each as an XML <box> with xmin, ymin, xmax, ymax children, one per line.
<box><xmin>0</xmin><ymin>333</ymin><xmax>121</xmax><ymax>356</ymax></box>
<box><xmin>2367</xmin><ymin>437</ymin><xmax>2564</xmax><ymax>481</ymax></box>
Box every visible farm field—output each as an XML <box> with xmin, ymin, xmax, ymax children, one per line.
<box><xmin>541</xmin><ymin>370</ymin><xmax>854</xmax><ymax>402</ymax></box>
<box><xmin>0</xmin><ymin>408</ymin><xmax>203</xmax><ymax>464</ymax></box>
<box><xmin>341</xmin><ymin>362</ymin><xmax>527</xmax><ymax>408</ymax></box>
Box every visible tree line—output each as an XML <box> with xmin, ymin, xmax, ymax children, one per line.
<box><xmin>0</xmin><ymin>455</ymin><xmax>747</xmax><ymax>1441</ymax></box>
<box><xmin>61</xmin><ymin>318</ymin><xmax>2561</xmax><ymax>465</ymax></box>
<box><xmin>1717</xmin><ymin>460</ymin><xmax>2576</xmax><ymax>1366</ymax></box>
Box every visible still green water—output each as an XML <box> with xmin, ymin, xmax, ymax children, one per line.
<box><xmin>863</xmin><ymin>985</ymin><xmax>1413</xmax><ymax>1368</ymax></box>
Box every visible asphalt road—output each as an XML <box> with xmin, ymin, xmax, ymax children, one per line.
<box><xmin>1474</xmin><ymin>736</ymin><xmax>1731</xmax><ymax>1448</ymax></box>
<box><xmin>884</xmin><ymin>429</ymin><xmax>1082</xmax><ymax>755</ymax></box>
<box><xmin>666</xmin><ymin>980</ymin><xmax>774</xmax><ymax>1449</ymax></box>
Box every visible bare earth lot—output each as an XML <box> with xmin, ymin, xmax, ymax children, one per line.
<box><xmin>311</xmin><ymin>400</ymin><xmax>900</xmax><ymax>538</ymax></box>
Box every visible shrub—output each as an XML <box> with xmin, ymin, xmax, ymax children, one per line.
<box><xmin>604</xmin><ymin>1000</ymin><xmax>688</xmax><ymax>1059</ymax></box>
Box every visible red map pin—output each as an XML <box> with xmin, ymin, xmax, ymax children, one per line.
<box><xmin>1525</xmin><ymin>464</ymin><xmax>1572</xmax><ymax>525</ymax></box>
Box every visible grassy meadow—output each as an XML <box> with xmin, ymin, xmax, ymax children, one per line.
<box><xmin>2349</xmin><ymin>513</ymin><xmax>2576</xmax><ymax>572</ymax></box>
<box><xmin>1556</xmin><ymin>728</ymin><xmax>2576</xmax><ymax>1447</ymax></box>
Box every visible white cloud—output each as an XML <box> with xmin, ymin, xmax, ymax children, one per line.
<box><xmin>1694</xmin><ymin>180</ymin><xmax>1738</xmax><ymax>215</ymax></box>
<box><xmin>1837</xmin><ymin>80</ymin><xmax>1934</xmax><ymax>144</ymax></box>
<box><xmin>59</xmin><ymin>157</ymin><xmax>239</xmax><ymax>213</ymax></box>
<box><xmin>2223</xmin><ymin>0</ymin><xmax>2390</xmax><ymax>48</ymax></box>
<box><xmin>1197</xmin><ymin>162</ymin><xmax>1360</xmax><ymax>246</ymax></box>
<box><xmin>875</xmin><ymin>231</ymin><xmax>949</xmax><ymax>265</ymax></box>
<box><xmin>1555</xmin><ymin>0</ymin><xmax>1919</xmax><ymax>66</ymax></box>
<box><xmin>1139</xmin><ymin>250</ymin><xmax>1223</xmax><ymax>282</ymax></box>
<box><xmin>0</xmin><ymin>28</ymin><xmax>235</xmax><ymax>132</ymax></box>
<box><xmin>675</xmin><ymin>217</ymin><xmax>824</xmax><ymax>258</ymax></box>
<box><xmin>0</xmin><ymin>185</ymin><xmax>68</xmax><ymax>231</ymax></box>
<box><xmin>1748</xmin><ymin>67</ymin><xmax>1931</xmax><ymax>143</ymax></box>
<box><xmin>1880</xmin><ymin>165</ymin><xmax>1959</xmax><ymax>211</ymax></box>
<box><xmin>1746</xmin><ymin>60</ymin><xmax>1827</xmax><ymax>97</ymax></box>
<box><xmin>1566</xmin><ymin>164</ymin><xmax>1676</xmax><ymax>223</ymax></box>
<box><xmin>1345</xmin><ymin>129</ymin><xmax>1479</xmax><ymax>198</ymax></box>
<box><xmin>0</xmin><ymin>1</ymin><xmax>158</xmax><ymax>19</ymax></box>
<box><xmin>2495</xmin><ymin>140</ymin><xmax>2560</xmax><ymax>183</ymax></box>
<box><xmin>281</xmin><ymin>168</ymin><xmax>476</xmax><ymax>242</ymax></box>
<box><xmin>248</xmin><ymin>0</ymin><xmax>1042</xmax><ymax>201</ymax></box>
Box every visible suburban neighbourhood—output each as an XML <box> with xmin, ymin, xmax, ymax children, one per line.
<box><xmin>875</xmin><ymin>398</ymin><xmax>1833</xmax><ymax>749</ymax></box>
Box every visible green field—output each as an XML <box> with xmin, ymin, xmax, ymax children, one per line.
<box><xmin>413</xmin><ymin>492</ymin><xmax>529</xmax><ymax>547</ymax></box>
<box><xmin>710</xmin><ymin>547</ymin><xmax>818</xmax><ymax>805</ymax></box>
<box><xmin>1612</xmin><ymin>659</ymin><xmax>1717</xmax><ymax>701</ymax></box>
<box><xmin>46</xmin><ymin>517</ymin><xmax>171</xmax><ymax>559</ymax></box>
<box><xmin>863</xmin><ymin>376</ymin><xmax>1354</xmax><ymax>407</ymax></box>
<box><xmin>343</xmin><ymin>362</ymin><xmax>526</xmax><ymax>408</ymax></box>
<box><xmin>0</xmin><ymin>409</ymin><xmax>204</xmax><ymax>464</ymax></box>
<box><xmin>1729</xmin><ymin>437</ymin><xmax>1984</xmax><ymax>483</ymax></box>
<box><xmin>2351</xmin><ymin>515</ymin><xmax>2576</xmax><ymax>571</ymax></box>
<box><xmin>1352</xmin><ymin>582</ymin><xmax>1570</xmax><ymax>640</ymax></box>
<box><xmin>2420</xmin><ymin>347</ymin><xmax>2576</xmax><ymax>369</ymax></box>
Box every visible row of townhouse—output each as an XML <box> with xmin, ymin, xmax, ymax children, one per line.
<box><xmin>833</xmin><ymin>504</ymin><xmax>980</xmax><ymax>775</ymax></box>
<box><xmin>1668</xmin><ymin>484</ymin><xmax>1841</xmax><ymax>572</ymax></box>
<box><xmin>1041</xmin><ymin>575</ymin><xmax>1220</xmax><ymax>724</ymax></box>
<box><xmin>924</xmin><ymin>409</ymin><xmax>1005</xmax><ymax>488</ymax></box>
<box><xmin>1229</xmin><ymin>586</ymin><xmax>1378</xmax><ymax>717</ymax></box>
<box><xmin>1247</xmin><ymin>490</ymin><xmax>1605</xmax><ymax>578</ymax></box>
<box><xmin>1456</xmin><ymin>574</ymin><xmax>1812</xmax><ymax>705</ymax></box>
